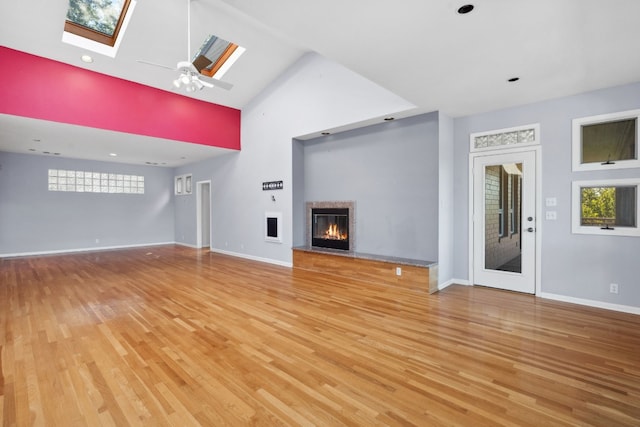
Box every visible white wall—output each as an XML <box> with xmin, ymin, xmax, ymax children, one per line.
<box><xmin>175</xmin><ymin>52</ymin><xmax>415</xmax><ymax>265</ymax></box>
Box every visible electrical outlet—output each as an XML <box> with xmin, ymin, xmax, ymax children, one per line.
<box><xmin>396</xmin><ymin>267</ymin><xmax>402</xmax><ymax>276</ymax></box>
<box><xmin>95</xmin><ymin>238</ymin><xmax>100</xmax><ymax>244</ymax></box>
<box><xmin>610</xmin><ymin>283</ymin><xmax>619</xmax><ymax>294</ymax></box>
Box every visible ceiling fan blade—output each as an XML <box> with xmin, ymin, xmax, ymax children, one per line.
<box><xmin>199</xmin><ymin>75</ymin><xmax>233</xmax><ymax>91</ymax></box>
<box><xmin>198</xmin><ymin>79</ymin><xmax>214</xmax><ymax>88</ymax></box>
<box><xmin>136</xmin><ymin>60</ymin><xmax>176</xmax><ymax>71</ymax></box>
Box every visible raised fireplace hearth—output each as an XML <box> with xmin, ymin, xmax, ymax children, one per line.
<box><xmin>306</xmin><ymin>201</ymin><xmax>355</xmax><ymax>251</ymax></box>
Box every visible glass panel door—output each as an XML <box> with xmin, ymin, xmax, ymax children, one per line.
<box><xmin>473</xmin><ymin>150</ymin><xmax>536</xmax><ymax>294</ymax></box>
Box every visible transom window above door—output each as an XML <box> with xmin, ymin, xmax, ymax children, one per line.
<box><xmin>470</xmin><ymin>124</ymin><xmax>540</xmax><ymax>152</ymax></box>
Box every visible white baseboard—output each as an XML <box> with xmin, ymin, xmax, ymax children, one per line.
<box><xmin>537</xmin><ymin>292</ymin><xmax>640</xmax><ymax>315</ymax></box>
<box><xmin>175</xmin><ymin>242</ymin><xmax>199</xmax><ymax>249</ymax></box>
<box><xmin>438</xmin><ymin>279</ymin><xmax>455</xmax><ymax>290</ymax></box>
<box><xmin>437</xmin><ymin>278</ymin><xmax>470</xmax><ymax>291</ymax></box>
<box><xmin>210</xmin><ymin>248</ymin><xmax>293</xmax><ymax>268</ymax></box>
<box><xmin>0</xmin><ymin>242</ymin><xmax>175</xmax><ymax>259</ymax></box>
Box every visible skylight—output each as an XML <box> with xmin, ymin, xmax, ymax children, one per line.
<box><xmin>63</xmin><ymin>0</ymin><xmax>137</xmax><ymax>57</ymax></box>
<box><xmin>192</xmin><ymin>35</ymin><xmax>245</xmax><ymax>80</ymax></box>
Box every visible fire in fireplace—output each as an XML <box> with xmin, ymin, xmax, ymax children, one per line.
<box><xmin>312</xmin><ymin>208</ymin><xmax>349</xmax><ymax>250</ymax></box>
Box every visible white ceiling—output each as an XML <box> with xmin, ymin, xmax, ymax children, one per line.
<box><xmin>2</xmin><ymin>0</ymin><xmax>640</xmax><ymax>166</ymax></box>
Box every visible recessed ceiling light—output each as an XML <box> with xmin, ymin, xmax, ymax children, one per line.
<box><xmin>508</xmin><ymin>77</ymin><xmax>520</xmax><ymax>82</ymax></box>
<box><xmin>457</xmin><ymin>4</ymin><xmax>474</xmax><ymax>14</ymax></box>
<box><xmin>384</xmin><ymin>117</ymin><xmax>395</xmax><ymax>121</ymax></box>
<box><xmin>109</xmin><ymin>153</ymin><xmax>118</xmax><ymax>157</ymax></box>
<box><xmin>81</xmin><ymin>54</ymin><xmax>94</xmax><ymax>63</ymax></box>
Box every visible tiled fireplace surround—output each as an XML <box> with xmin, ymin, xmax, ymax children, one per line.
<box><xmin>305</xmin><ymin>201</ymin><xmax>355</xmax><ymax>252</ymax></box>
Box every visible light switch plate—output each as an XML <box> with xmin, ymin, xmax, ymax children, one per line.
<box><xmin>545</xmin><ymin>211</ymin><xmax>557</xmax><ymax>220</ymax></box>
<box><xmin>545</xmin><ymin>197</ymin><xmax>557</xmax><ymax>207</ymax></box>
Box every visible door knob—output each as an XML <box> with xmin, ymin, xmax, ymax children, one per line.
<box><xmin>527</xmin><ymin>217</ymin><xmax>533</xmax><ymax>222</ymax></box>
<box><xmin>527</xmin><ymin>227</ymin><xmax>535</xmax><ymax>232</ymax></box>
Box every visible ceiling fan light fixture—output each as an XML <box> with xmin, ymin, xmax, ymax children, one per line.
<box><xmin>173</xmin><ymin>79</ymin><xmax>181</xmax><ymax>88</ymax></box>
<box><xmin>180</xmin><ymin>74</ymin><xmax>190</xmax><ymax>85</ymax></box>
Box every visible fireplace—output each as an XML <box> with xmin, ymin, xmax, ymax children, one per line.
<box><xmin>306</xmin><ymin>201</ymin><xmax>355</xmax><ymax>251</ymax></box>
<box><xmin>312</xmin><ymin>208</ymin><xmax>349</xmax><ymax>250</ymax></box>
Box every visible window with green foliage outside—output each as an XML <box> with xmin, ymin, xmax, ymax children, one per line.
<box><xmin>581</xmin><ymin>186</ymin><xmax>636</xmax><ymax>227</ymax></box>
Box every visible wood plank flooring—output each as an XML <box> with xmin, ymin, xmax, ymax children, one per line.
<box><xmin>0</xmin><ymin>245</ymin><xmax>639</xmax><ymax>426</ymax></box>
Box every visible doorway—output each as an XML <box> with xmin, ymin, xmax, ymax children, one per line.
<box><xmin>471</xmin><ymin>149</ymin><xmax>539</xmax><ymax>293</ymax></box>
<box><xmin>196</xmin><ymin>181</ymin><xmax>211</xmax><ymax>249</ymax></box>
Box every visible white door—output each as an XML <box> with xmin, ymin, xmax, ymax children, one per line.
<box><xmin>472</xmin><ymin>150</ymin><xmax>537</xmax><ymax>293</ymax></box>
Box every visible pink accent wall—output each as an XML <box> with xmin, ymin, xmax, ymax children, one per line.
<box><xmin>0</xmin><ymin>47</ymin><xmax>240</xmax><ymax>150</ymax></box>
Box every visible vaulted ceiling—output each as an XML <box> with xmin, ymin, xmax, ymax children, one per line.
<box><xmin>2</xmin><ymin>0</ymin><xmax>640</xmax><ymax>166</ymax></box>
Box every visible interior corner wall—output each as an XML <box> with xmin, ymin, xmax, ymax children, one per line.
<box><xmin>452</xmin><ymin>81</ymin><xmax>640</xmax><ymax>309</ymax></box>
<box><xmin>302</xmin><ymin>113</ymin><xmax>439</xmax><ymax>261</ymax></box>
<box><xmin>173</xmin><ymin>52</ymin><xmax>415</xmax><ymax>265</ymax></box>
<box><xmin>292</xmin><ymin>139</ymin><xmax>306</xmax><ymax>247</ymax></box>
<box><xmin>438</xmin><ymin>112</ymin><xmax>455</xmax><ymax>285</ymax></box>
<box><xmin>0</xmin><ymin>152</ymin><xmax>175</xmax><ymax>256</ymax></box>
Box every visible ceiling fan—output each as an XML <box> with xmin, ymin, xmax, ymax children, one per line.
<box><xmin>137</xmin><ymin>0</ymin><xmax>233</xmax><ymax>92</ymax></box>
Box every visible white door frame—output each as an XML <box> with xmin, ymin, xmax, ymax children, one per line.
<box><xmin>196</xmin><ymin>180</ymin><xmax>212</xmax><ymax>249</ymax></box>
<box><xmin>468</xmin><ymin>145</ymin><xmax>542</xmax><ymax>294</ymax></box>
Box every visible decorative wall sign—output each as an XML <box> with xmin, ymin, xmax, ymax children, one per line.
<box><xmin>262</xmin><ymin>180</ymin><xmax>283</xmax><ymax>191</ymax></box>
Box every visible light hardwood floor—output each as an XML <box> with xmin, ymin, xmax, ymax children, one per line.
<box><xmin>0</xmin><ymin>245</ymin><xmax>638</xmax><ymax>426</ymax></box>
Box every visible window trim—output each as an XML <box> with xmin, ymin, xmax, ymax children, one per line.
<box><xmin>62</xmin><ymin>0</ymin><xmax>137</xmax><ymax>57</ymax></box>
<box><xmin>64</xmin><ymin>0</ymin><xmax>132</xmax><ymax>47</ymax></box>
<box><xmin>572</xmin><ymin>109</ymin><xmax>640</xmax><ymax>172</ymax></box>
<box><xmin>572</xmin><ymin>178</ymin><xmax>640</xmax><ymax>237</ymax></box>
<box><xmin>175</xmin><ymin>174</ymin><xmax>192</xmax><ymax>196</ymax></box>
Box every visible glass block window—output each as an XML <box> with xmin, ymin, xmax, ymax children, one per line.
<box><xmin>48</xmin><ymin>169</ymin><xmax>144</xmax><ymax>194</ymax></box>
<box><xmin>471</xmin><ymin>124</ymin><xmax>539</xmax><ymax>152</ymax></box>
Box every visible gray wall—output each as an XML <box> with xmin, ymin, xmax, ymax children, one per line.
<box><xmin>453</xmin><ymin>81</ymin><xmax>640</xmax><ymax>308</ymax></box>
<box><xmin>301</xmin><ymin>113</ymin><xmax>439</xmax><ymax>261</ymax></box>
<box><xmin>0</xmin><ymin>152</ymin><xmax>175</xmax><ymax>255</ymax></box>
